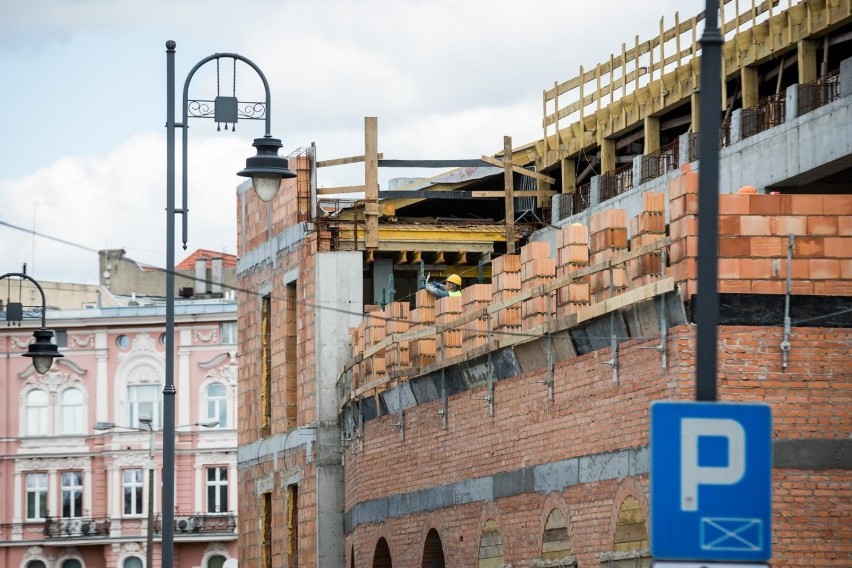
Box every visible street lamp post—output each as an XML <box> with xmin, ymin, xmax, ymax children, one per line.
<box><xmin>163</xmin><ymin>40</ymin><xmax>294</xmax><ymax>568</ymax></box>
<box><xmin>1</xmin><ymin>272</ymin><xmax>64</xmax><ymax>374</ymax></box>
<box><xmin>93</xmin><ymin>417</ymin><xmax>219</xmax><ymax>568</ymax></box>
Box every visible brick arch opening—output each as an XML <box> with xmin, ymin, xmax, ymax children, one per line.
<box><xmin>614</xmin><ymin>496</ymin><xmax>649</xmax><ymax>552</ymax></box>
<box><xmin>421</xmin><ymin>528</ymin><xmax>446</xmax><ymax>567</ymax></box>
<box><xmin>478</xmin><ymin>518</ymin><xmax>505</xmax><ymax>567</ymax></box>
<box><xmin>351</xmin><ymin>545</ymin><xmax>355</xmax><ymax>568</ymax></box>
<box><xmin>541</xmin><ymin>508</ymin><xmax>573</xmax><ymax>561</ymax></box>
<box><xmin>373</xmin><ymin>537</ymin><xmax>393</xmax><ymax>568</ymax></box>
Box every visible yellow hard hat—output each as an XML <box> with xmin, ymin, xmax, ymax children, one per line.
<box><xmin>446</xmin><ymin>274</ymin><xmax>462</xmax><ymax>287</ymax></box>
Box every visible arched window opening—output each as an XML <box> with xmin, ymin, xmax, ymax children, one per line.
<box><xmin>61</xmin><ymin>388</ymin><xmax>85</xmax><ymax>435</ymax></box>
<box><xmin>205</xmin><ymin>382</ymin><xmax>228</xmax><ymax>428</ymax></box>
<box><xmin>421</xmin><ymin>528</ymin><xmax>446</xmax><ymax>568</ymax></box>
<box><xmin>542</xmin><ymin>508</ymin><xmax>574</xmax><ymax>563</ymax></box>
<box><xmin>25</xmin><ymin>561</ymin><xmax>47</xmax><ymax>568</ymax></box>
<box><xmin>61</xmin><ymin>560</ymin><xmax>83</xmax><ymax>568</ymax></box>
<box><xmin>26</xmin><ymin>390</ymin><xmax>49</xmax><ymax>435</ymax></box>
<box><xmin>123</xmin><ymin>557</ymin><xmax>143</xmax><ymax>568</ymax></box>
<box><xmin>372</xmin><ymin>537</ymin><xmax>393</xmax><ymax>568</ymax></box>
<box><xmin>478</xmin><ymin>519</ymin><xmax>505</xmax><ymax>568</ymax></box>
<box><xmin>207</xmin><ymin>555</ymin><xmax>226</xmax><ymax>568</ymax></box>
<box><xmin>614</xmin><ymin>496</ymin><xmax>649</xmax><ymax>552</ymax></box>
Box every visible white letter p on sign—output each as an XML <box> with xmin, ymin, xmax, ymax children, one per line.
<box><xmin>681</xmin><ymin>418</ymin><xmax>746</xmax><ymax>511</ymax></box>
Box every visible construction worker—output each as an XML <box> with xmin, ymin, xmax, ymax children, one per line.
<box><xmin>424</xmin><ymin>273</ymin><xmax>463</xmax><ymax>298</ymax></box>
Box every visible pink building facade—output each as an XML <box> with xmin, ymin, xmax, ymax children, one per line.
<box><xmin>0</xmin><ymin>299</ymin><xmax>239</xmax><ymax>568</ymax></box>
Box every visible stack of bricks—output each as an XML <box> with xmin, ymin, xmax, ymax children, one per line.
<box><xmin>409</xmin><ymin>290</ymin><xmax>437</xmax><ymax>367</ymax></box>
<box><xmin>383</xmin><ymin>301</ymin><xmax>410</xmax><ymax>369</ymax></box>
<box><xmin>667</xmin><ymin>163</ymin><xmax>699</xmax><ymax>299</ymax></box>
<box><xmin>520</xmin><ymin>241</ymin><xmax>556</xmax><ymax>331</ymax></box>
<box><xmin>628</xmin><ymin>192</ymin><xmax>667</xmax><ymax>287</ymax></box>
<box><xmin>555</xmin><ymin>223</ymin><xmax>591</xmax><ymax>317</ymax></box>
<box><xmin>589</xmin><ymin>208</ymin><xmax>629</xmax><ymax>302</ymax></box>
<box><xmin>491</xmin><ymin>254</ymin><xmax>522</xmax><ymax>341</ymax></box>
<box><xmin>362</xmin><ymin>305</ymin><xmax>386</xmax><ymax>379</ymax></box>
<box><xmin>462</xmin><ymin>284</ymin><xmax>491</xmax><ymax>351</ymax></box>
<box><xmin>436</xmin><ymin>295</ymin><xmax>464</xmax><ymax>359</ymax></box>
<box><xmin>717</xmin><ymin>193</ymin><xmax>851</xmax><ymax>295</ymax></box>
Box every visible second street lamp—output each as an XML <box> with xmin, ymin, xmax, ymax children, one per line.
<box><xmin>163</xmin><ymin>40</ymin><xmax>294</xmax><ymax>568</ymax></box>
<box><xmin>2</xmin><ymin>272</ymin><xmax>64</xmax><ymax>374</ymax></box>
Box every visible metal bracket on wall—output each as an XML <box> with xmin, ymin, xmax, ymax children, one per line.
<box><xmin>781</xmin><ymin>234</ymin><xmax>795</xmax><ymax>370</ymax></box>
<box><xmin>392</xmin><ymin>344</ymin><xmax>405</xmax><ymax>440</ymax></box>
<box><xmin>640</xmin><ymin>248</ymin><xmax>669</xmax><ymax>368</ymax></box>
<box><xmin>485</xmin><ymin>311</ymin><xmax>495</xmax><ymax>417</ymax></box>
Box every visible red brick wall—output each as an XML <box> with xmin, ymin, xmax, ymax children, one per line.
<box><xmin>344</xmin><ymin>324</ymin><xmax>851</xmax><ymax>567</ymax></box>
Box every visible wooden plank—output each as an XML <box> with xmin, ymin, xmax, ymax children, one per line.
<box><xmin>316</xmin><ymin>184</ymin><xmax>366</xmax><ymax>195</ymax></box>
<box><xmin>315</xmin><ymin>153</ymin><xmax>383</xmax><ymax>168</ymax></box>
<box><xmin>479</xmin><ymin>154</ymin><xmax>556</xmax><ymax>184</ymax></box>
<box><xmin>471</xmin><ymin>191</ymin><xmax>556</xmax><ymax>198</ymax></box>
<box><xmin>503</xmin><ymin>136</ymin><xmax>515</xmax><ymax>254</ymax></box>
<box><xmin>364</xmin><ymin>117</ymin><xmax>379</xmax><ymax>249</ymax></box>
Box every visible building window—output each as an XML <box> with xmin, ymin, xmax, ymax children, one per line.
<box><xmin>123</xmin><ymin>558</ymin><xmax>143</xmax><ymax>568</ymax></box>
<box><xmin>26</xmin><ymin>473</ymin><xmax>48</xmax><ymax>520</ymax></box>
<box><xmin>287</xmin><ymin>483</ymin><xmax>299</xmax><ymax>567</ymax></box>
<box><xmin>116</xmin><ymin>335</ymin><xmax>130</xmax><ymax>349</ymax></box>
<box><xmin>261</xmin><ymin>492</ymin><xmax>272</xmax><ymax>568</ymax></box>
<box><xmin>207</xmin><ymin>555</ymin><xmax>226</xmax><ymax>568</ymax></box>
<box><xmin>61</xmin><ymin>471</ymin><xmax>83</xmax><ymax>518</ymax></box>
<box><xmin>26</xmin><ymin>389</ymin><xmax>50</xmax><ymax>436</ymax></box>
<box><xmin>261</xmin><ymin>295</ymin><xmax>271</xmax><ymax>431</ymax></box>
<box><xmin>220</xmin><ymin>322</ymin><xmax>237</xmax><ymax>344</ymax></box>
<box><xmin>54</xmin><ymin>330</ymin><xmax>68</xmax><ymax>348</ymax></box>
<box><xmin>205</xmin><ymin>382</ymin><xmax>228</xmax><ymax>428</ymax></box>
<box><xmin>284</xmin><ymin>282</ymin><xmax>297</xmax><ymax>430</ymax></box>
<box><xmin>128</xmin><ymin>385</ymin><xmax>162</xmax><ymax>429</ymax></box>
<box><xmin>123</xmin><ymin>469</ymin><xmax>144</xmax><ymax>515</ymax></box>
<box><xmin>26</xmin><ymin>561</ymin><xmax>47</xmax><ymax>568</ymax></box>
<box><xmin>61</xmin><ymin>560</ymin><xmax>82</xmax><ymax>568</ymax></box>
<box><xmin>206</xmin><ymin>466</ymin><xmax>228</xmax><ymax>513</ymax></box>
<box><xmin>60</xmin><ymin>388</ymin><xmax>85</xmax><ymax>435</ymax></box>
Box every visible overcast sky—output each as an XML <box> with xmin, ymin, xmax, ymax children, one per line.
<box><xmin>0</xmin><ymin>0</ymin><xmax>705</xmax><ymax>284</ymax></box>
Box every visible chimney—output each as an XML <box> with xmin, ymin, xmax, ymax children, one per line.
<box><xmin>195</xmin><ymin>259</ymin><xmax>207</xmax><ymax>294</ymax></box>
<box><xmin>211</xmin><ymin>258</ymin><xmax>223</xmax><ymax>294</ymax></box>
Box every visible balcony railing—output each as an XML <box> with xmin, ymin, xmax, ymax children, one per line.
<box><xmin>600</xmin><ymin>163</ymin><xmax>633</xmax><ymax>202</ymax></box>
<box><xmin>44</xmin><ymin>517</ymin><xmax>111</xmax><ymax>538</ymax></box>
<box><xmin>742</xmin><ymin>93</ymin><xmax>786</xmax><ymax>139</ymax></box>
<box><xmin>640</xmin><ymin>138</ymin><xmax>679</xmax><ymax>184</ymax></box>
<box><xmin>154</xmin><ymin>513</ymin><xmax>237</xmax><ymax>535</ymax></box>
<box><xmin>798</xmin><ymin>69</ymin><xmax>840</xmax><ymax>116</ymax></box>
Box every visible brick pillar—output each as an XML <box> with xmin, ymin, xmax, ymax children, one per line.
<box><xmin>589</xmin><ymin>209</ymin><xmax>628</xmax><ymax>302</ymax></box>
<box><xmin>668</xmin><ymin>164</ymin><xmax>699</xmax><ymax>299</ymax></box>
<box><xmin>628</xmin><ymin>192</ymin><xmax>667</xmax><ymax>287</ymax></box>
<box><xmin>462</xmin><ymin>284</ymin><xmax>491</xmax><ymax>351</ymax></box>
<box><xmin>491</xmin><ymin>254</ymin><xmax>522</xmax><ymax>342</ymax></box>
<box><xmin>556</xmin><ymin>223</ymin><xmax>590</xmax><ymax>317</ymax></box>
<box><xmin>520</xmin><ymin>241</ymin><xmax>555</xmax><ymax>331</ymax></box>
<box><xmin>410</xmin><ymin>290</ymin><xmax>437</xmax><ymax>367</ymax></box>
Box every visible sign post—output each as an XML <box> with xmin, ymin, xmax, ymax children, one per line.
<box><xmin>650</xmin><ymin>401</ymin><xmax>772</xmax><ymax>565</ymax></box>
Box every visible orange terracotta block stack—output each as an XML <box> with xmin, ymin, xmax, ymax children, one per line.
<box><xmin>362</xmin><ymin>305</ymin><xmax>386</xmax><ymax>377</ymax></box>
<box><xmin>436</xmin><ymin>296</ymin><xmax>464</xmax><ymax>359</ymax></box>
<box><xmin>717</xmin><ymin>193</ymin><xmax>852</xmax><ymax>295</ymax></box>
<box><xmin>555</xmin><ymin>223</ymin><xmax>591</xmax><ymax>317</ymax></box>
<box><xmin>628</xmin><ymin>192</ymin><xmax>667</xmax><ymax>287</ymax></box>
<box><xmin>589</xmin><ymin>209</ymin><xmax>629</xmax><ymax>302</ymax></box>
<box><xmin>520</xmin><ymin>241</ymin><xmax>556</xmax><ymax>331</ymax></box>
<box><xmin>491</xmin><ymin>254</ymin><xmax>522</xmax><ymax>340</ymax></box>
<box><xmin>462</xmin><ymin>284</ymin><xmax>491</xmax><ymax>351</ymax></box>
<box><xmin>350</xmin><ymin>322</ymin><xmax>366</xmax><ymax>389</ymax></box>
<box><xmin>383</xmin><ymin>301</ymin><xmax>410</xmax><ymax>369</ymax></box>
<box><xmin>409</xmin><ymin>290</ymin><xmax>437</xmax><ymax>367</ymax></box>
<box><xmin>667</xmin><ymin>164</ymin><xmax>699</xmax><ymax>298</ymax></box>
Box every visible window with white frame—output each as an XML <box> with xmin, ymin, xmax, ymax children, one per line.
<box><xmin>26</xmin><ymin>389</ymin><xmax>50</xmax><ymax>436</ymax></box>
<box><xmin>123</xmin><ymin>469</ymin><xmax>144</xmax><ymax>516</ymax></box>
<box><xmin>205</xmin><ymin>382</ymin><xmax>228</xmax><ymax>428</ymax></box>
<box><xmin>60</xmin><ymin>559</ymin><xmax>82</xmax><ymax>568</ymax></box>
<box><xmin>123</xmin><ymin>557</ymin><xmax>143</xmax><ymax>568</ymax></box>
<box><xmin>26</xmin><ymin>473</ymin><xmax>48</xmax><ymax>520</ymax></box>
<box><xmin>61</xmin><ymin>388</ymin><xmax>85</xmax><ymax>435</ymax></box>
<box><xmin>61</xmin><ymin>471</ymin><xmax>83</xmax><ymax>518</ymax></box>
<box><xmin>220</xmin><ymin>322</ymin><xmax>237</xmax><ymax>344</ymax></box>
<box><xmin>207</xmin><ymin>555</ymin><xmax>227</xmax><ymax>568</ymax></box>
<box><xmin>128</xmin><ymin>384</ymin><xmax>162</xmax><ymax>429</ymax></box>
<box><xmin>25</xmin><ymin>561</ymin><xmax>47</xmax><ymax>568</ymax></box>
<box><xmin>206</xmin><ymin>466</ymin><xmax>228</xmax><ymax>513</ymax></box>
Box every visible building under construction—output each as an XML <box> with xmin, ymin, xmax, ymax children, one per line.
<box><xmin>236</xmin><ymin>1</ymin><xmax>852</xmax><ymax>566</ymax></box>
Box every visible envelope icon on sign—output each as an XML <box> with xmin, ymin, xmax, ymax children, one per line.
<box><xmin>701</xmin><ymin>517</ymin><xmax>763</xmax><ymax>551</ymax></box>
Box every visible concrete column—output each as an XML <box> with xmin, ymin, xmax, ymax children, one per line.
<box><xmin>798</xmin><ymin>39</ymin><xmax>818</xmax><ymax>84</ymax></box>
<box><xmin>109</xmin><ymin>466</ymin><xmax>122</xmax><ymax>536</ymax></box>
<box><xmin>601</xmin><ymin>139</ymin><xmax>616</xmax><ymax>173</ymax></box>
<box><xmin>730</xmin><ymin>108</ymin><xmax>744</xmax><ymax>145</ymax></box>
<box><xmin>48</xmin><ymin>470</ymin><xmax>58</xmax><ymax>517</ymax></box>
<box><xmin>632</xmin><ymin>155</ymin><xmax>644</xmax><ymax>187</ymax></box>
<box><xmin>96</xmin><ymin>334</ymin><xmax>108</xmax><ymax>422</ymax></box>
<box><xmin>840</xmin><ymin>57</ymin><xmax>852</xmax><ymax>98</ymax></box>
<box><xmin>590</xmin><ymin>176</ymin><xmax>601</xmax><ymax>208</ymax></box>
<box><xmin>785</xmin><ymin>83</ymin><xmax>800</xmax><ymax>121</ymax></box>
<box><xmin>83</xmin><ymin>465</ymin><xmax>93</xmax><ymax>516</ymax></box>
<box><xmin>691</xmin><ymin>92</ymin><xmax>701</xmax><ymax>132</ymax></box>
<box><xmin>229</xmin><ymin>463</ymin><xmax>238</xmax><ymax>515</ymax></box>
<box><xmin>560</xmin><ymin>157</ymin><xmax>576</xmax><ymax>193</ymax></box>
<box><xmin>643</xmin><ymin>116</ymin><xmax>660</xmax><ymax>154</ymax></box>
<box><xmin>195</xmin><ymin>464</ymin><xmax>203</xmax><ymax>513</ymax></box>
<box><xmin>742</xmin><ymin>66</ymin><xmax>759</xmax><ymax>109</ymax></box>
<box><xmin>371</xmin><ymin>257</ymin><xmax>393</xmax><ymax>305</ymax></box>
<box><xmin>678</xmin><ymin>132</ymin><xmax>691</xmax><ymax>166</ymax></box>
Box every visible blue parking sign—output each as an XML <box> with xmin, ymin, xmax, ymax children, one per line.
<box><xmin>650</xmin><ymin>401</ymin><xmax>772</xmax><ymax>562</ymax></box>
